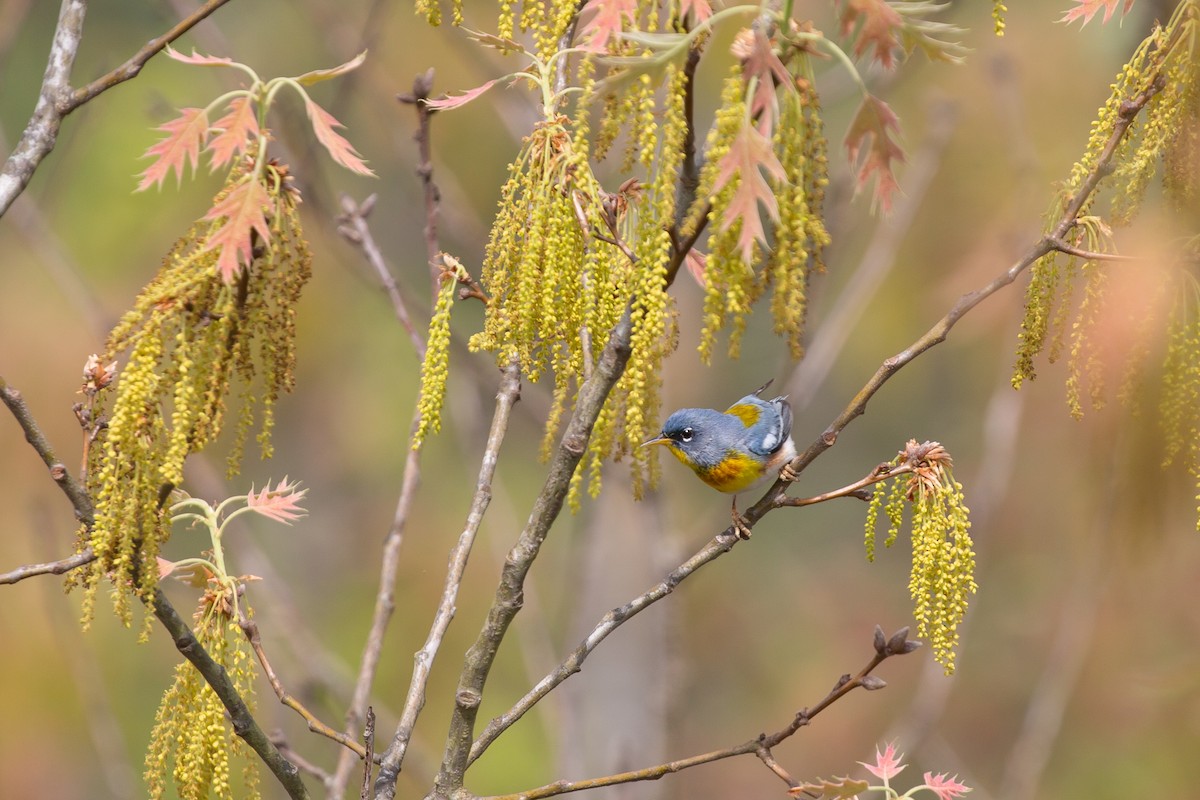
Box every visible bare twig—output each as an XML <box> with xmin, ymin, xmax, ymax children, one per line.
<box><xmin>0</xmin><ymin>375</ymin><xmax>93</xmax><ymax>524</ymax></box>
<box><xmin>338</xmin><ymin>193</ymin><xmax>427</xmax><ymax>358</ymax></box>
<box><xmin>362</xmin><ymin>708</ymin><xmax>377</xmax><ymax>800</ymax></box>
<box><xmin>332</xmin><ymin>67</ymin><xmax>458</xmax><ymax>800</ymax></box>
<box><xmin>479</xmin><ymin>628</ymin><xmax>919</xmax><ymax>800</ymax></box>
<box><xmin>775</xmin><ymin>462</ymin><xmax>907</xmax><ymax>508</ymax></box>
<box><xmin>152</xmin><ymin>590</ymin><xmax>310</xmax><ymax>800</ymax></box>
<box><xmin>1046</xmin><ymin>237</ymin><xmax>1140</xmax><ymax>262</ymax></box>
<box><xmin>0</xmin><ymin>0</ymin><xmax>234</xmax><ymax>218</ymax></box>
<box><xmin>375</xmin><ymin>364</ymin><xmax>522</xmax><ymax>786</ymax></box>
<box><xmin>273</xmin><ymin>733</ymin><xmax>335</xmax><ymax>786</ymax></box>
<box><xmin>239</xmin><ymin>609</ymin><xmax>371</xmax><ymax>760</ymax></box>
<box><xmin>0</xmin><ymin>549</ymin><xmax>94</xmax><ymax>585</ymax></box>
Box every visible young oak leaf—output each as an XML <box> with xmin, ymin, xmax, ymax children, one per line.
<box><xmin>1061</xmin><ymin>0</ymin><xmax>1136</xmax><ymax>26</ymax></box>
<box><xmin>294</xmin><ymin>50</ymin><xmax>367</xmax><ymax>86</ymax></box>
<box><xmin>164</xmin><ymin>45</ymin><xmax>236</xmax><ymax>68</ymax></box>
<box><xmin>424</xmin><ymin>78</ymin><xmax>501</xmax><ymax>111</ymax></box>
<box><xmin>787</xmin><ymin>777</ymin><xmax>869</xmax><ymax>798</ymax></box>
<box><xmin>207</xmin><ymin>96</ymin><xmax>259</xmax><ymax>173</ymax></box>
<box><xmin>246</xmin><ymin>476</ymin><xmax>308</xmax><ymax>524</ymax></box>
<box><xmin>734</xmin><ymin>27</ymin><xmax>792</xmax><ymax>135</ymax></box>
<box><xmin>845</xmin><ymin>95</ymin><xmax>905</xmax><ymax>212</ymax></box>
<box><xmin>579</xmin><ymin>0</ymin><xmax>638</xmax><ymax>53</ymax></box>
<box><xmin>860</xmin><ymin>741</ymin><xmax>907</xmax><ymax>780</ymax></box>
<box><xmin>136</xmin><ymin>107</ymin><xmax>210</xmax><ymax>191</ymax></box>
<box><xmin>714</xmin><ymin>122</ymin><xmax>787</xmax><ymax>263</ymax></box>
<box><xmin>840</xmin><ymin>0</ymin><xmax>906</xmax><ymax>69</ymax></box>
<box><xmin>302</xmin><ymin>94</ymin><xmax>375</xmax><ymax>176</ymax></box>
<box><xmin>203</xmin><ymin>178</ymin><xmax>273</xmax><ymax>282</ymax></box>
<box><xmin>923</xmin><ymin>772</ymin><xmax>971</xmax><ymax>800</ymax></box>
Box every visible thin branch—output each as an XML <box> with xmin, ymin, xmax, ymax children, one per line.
<box><xmin>374</xmin><ymin>363</ymin><xmax>522</xmax><ymax>784</ymax></box>
<box><xmin>273</xmin><ymin>733</ymin><xmax>335</xmax><ymax>787</ymax></box>
<box><xmin>0</xmin><ymin>0</ymin><xmax>233</xmax><ymax>218</ymax></box>
<box><xmin>479</xmin><ymin>628</ymin><xmax>920</xmax><ymax>800</ymax></box>
<box><xmin>0</xmin><ymin>549</ymin><xmax>94</xmax><ymax>585</ymax></box>
<box><xmin>1046</xmin><ymin>237</ymin><xmax>1140</xmax><ymax>262</ymax></box>
<box><xmin>0</xmin><ymin>375</ymin><xmax>94</xmax><ymax>524</ymax></box>
<box><xmin>361</xmin><ymin>708</ymin><xmax>377</xmax><ymax>800</ymax></box>
<box><xmin>151</xmin><ymin>590</ymin><xmax>310</xmax><ymax>800</ymax></box>
<box><xmin>337</xmin><ymin>193</ymin><xmax>427</xmax><ymax>358</ymax></box>
<box><xmin>335</xmin><ymin>67</ymin><xmax>458</xmax><ymax>800</ymax></box>
<box><xmin>428</xmin><ymin>304</ymin><xmax>634</xmax><ymax>800</ymax></box>
<box><xmin>775</xmin><ymin>462</ymin><xmax>907</xmax><ymax>508</ymax></box>
<box><xmin>239</xmin><ymin>609</ymin><xmax>371</xmax><ymax>760</ymax></box>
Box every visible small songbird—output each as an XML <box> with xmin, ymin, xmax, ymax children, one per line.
<box><xmin>643</xmin><ymin>380</ymin><xmax>796</xmax><ymax>539</ymax></box>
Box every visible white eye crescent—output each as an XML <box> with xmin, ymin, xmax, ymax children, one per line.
<box><xmin>680</xmin><ymin>427</ymin><xmax>694</xmax><ymax>442</ymax></box>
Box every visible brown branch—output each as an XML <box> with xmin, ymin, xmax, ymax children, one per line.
<box><xmin>151</xmin><ymin>590</ymin><xmax>310</xmax><ymax>800</ymax></box>
<box><xmin>0</xmin><ymin>549</ymin><xmax>95</xmax><ymax>585</ymax></box>
<box><xmin>479</xmin><ymin>628</ymin><xmax>919</xmax><ymax>800</ymax></box>
<box><xmin>272</xmin><ymin>733</ymin><xmax>335</xmax><ymax>787</ymax></box>
<box><xmin>1045</xmin><ymin>237</ymin><xmax>1140</xmax><ymax>262</ymax></box>
<box><xmin>775</xmin><ymin>462</ymin><xmax>908</xmax><ymax>508</ymax></box>
<box><xmin>374</xmin><ymin>363</ymin><xmax>522</xmax><ymax>786</ymax></box>
<box><xmin>337</xmin><ymin>193</ymin><xmax>428</xmax><ymax>358</ymax></box>
<box><xmin>361</xmin><ymin>708</ymin><xmax>377</xmax><ymax>800</ymax></box>
<box><xmin>239</xmin><ymin>610</ymin><xmax>371</xmax><ymax>760</ymax></box>
<box><xmin>333</xmin><ymin>66</ymin><xmax>455</xmax><ymax>800</ymax></box>
<box><xmin>0</xmin><ymin>0</ymin><xmax>233</xmax><ymax>218</ymax></box>
<box><xmin>0</xmin><ymin>375</ymin><xmax>94</xmax><ymax>524</ymax></box>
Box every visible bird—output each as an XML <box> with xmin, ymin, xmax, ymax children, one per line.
<box><xmin>643</xmin><ymin>380</ymin><xmax>796</xmax><ymax>539</ymax></box>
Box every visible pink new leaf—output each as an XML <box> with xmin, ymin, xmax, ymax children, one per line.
<box><xmin>246</xmin><ymin>477</ymin><xmax>308</xmax><ymax>524</ymax></box>
<box><xmin>840</xmin><ymin>0</ymin><xmax>905</xmax><ymax>70</ymax></box>
<box><xmin>739</xmin><ymin>27</ymin><xmax>792</xmax><ymax>133</ymax></box>
<box><xmin>845</xmin><ymin>95</ymin><xmax>905</xmax><ymax>212</ymax></box>
<box><xmin>136</xmin><ymin>107</ymin><xmax>210</xmax><ymax>191</ymax></box>
<box><xmin>295</xmin><ymin>50</ymin><xmax>367</xmax><ymax>86</ymax></box>
<box><xmin>923</xmin><ymin>772</ymin><xmax>971</xmax><ymax>800</ymax></box>
<box><xmin>424</xmin><ymin>78</ymin><xmax>501</xmax><ymax>111</ymax></box>
<box><xmin>157</xmin><ymin>557</ymin><xmax>213</xmax><ymax>588</ymax></box>
<box><xmin>860</xmin><ymin>742</ymin><xmax>907</xmax><ymax>781</ymax></box>
<box><xmin>714</xmin><ymin>123</ymin><xmax>787</xmax><ymax>263</ymax></box>
<box><xmin>578</xmin><ymin>0</ymin><xmax>638</xmax><ymax>53</ymax></box>
<box><xmin>207</xmin><ymin>96</ymin><xmax>259</xmax><ymax>172</ymax></box>
<box><xmin>684</xmin><ymin>248</ymin><xmax>707</xmax><ymax>288</ymax></box>
<box><xmin>203</xmin><ymin>178</ymin><xmax>273</xmax><ymax>282</ymax></box>
<box><xmin>164</xmin><ymin>45</ymin><xmax>236</xmax><ymax>67</ymax></box>
<box><xmin>1061</xmin><ymin>0</ymin><xmax>1136</xmax><ymax>26</ymax></box>
<box><xmin>302</xmin><ymin>94</ymin><xmax>374</xmax><ymax>177</ymax></box>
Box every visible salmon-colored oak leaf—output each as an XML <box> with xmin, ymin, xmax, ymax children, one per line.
<box><xmin>840</xmin><ymin>0</ymin><xmax>905</xmax><ymax>70</ymax></box>
<box><xmin>203</xmin><ymin>178</ymin><xmax>273</xmax><ymax>282</ymax></box>
<box><xmin>684</xmin><ymin>248</ymin><xmax>707</xmax><ymax>288</ymax></box>
<box><xmin>302</xmin><ymin>94</ymin><xmax>374</xmax><ymax>177</ymax></box>
<box><xmin>157</xmin><ymin>557</ymin><xmax>213</xmax><ymax>588</ymax></box>
<box><xmin>741</xmin><ymin>27</ymin><xmax>792</xmax><ymax>133</ymax></box>
<box><xmin>137</xmin><ymin>107</ymin><xmax>210</xmax><ymax>191</ymax></box>
<box><xmin>295</xmin><ymin>50</ymin><xmax>367</xmax><ymax>86</ymax></box>
<box><xmin>424</xmin><ymin>78</ymin><xmax>501</xmax><ymax>111</ymax></box>
<box><xmin>246</xmin><ymin>477</ymin><xmax>308</xmax><ymax>524</ymax></box>
<box><xmin>207</xmin><ymin>96</ymin><xmax>259</xmax><ymax>172</ymax></box>
<box><xmin>924</xmin><ymin>772</ymin><xmax>971</xmax><ymax>800</ymax></box>
<box><xmin>845</xmin><ymin>95</ymin><xmax>905</xmax><ymax>212</ymax></box>
<box><xmin>1061</xmin><ymin>0</ymin><xmax>1136</xmax><ymax>26</ymax></box>
<box><xmin>860</xmin><ymin>741</ymin><xmax>907</xmax><ymax>780</ymax></box>
<box><xmin>164</xmin><ymin>45</ymin><xmax>236</xmax><ymax>68</ymax></box>
<box><xmin>787</xmin><ymin>777</ymin><xmax>869</xmax><ymax>798</ymax></box>
<box><xmin>579</xmin><ymin>0</ymin><xmax>638</xmax><ymax>52</ymax></box>
<box><xmin>714</xmin><ymin>123</ymin><xmax>787</xmax><ymax>263</ymax></box>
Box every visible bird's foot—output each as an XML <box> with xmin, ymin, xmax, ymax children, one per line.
<box><xmin>778</xmin><ymin>462</ymin><xmax>799</xmax><ymax>483</ymax></box>
<box><xmin>731</xmin><ymin>499</ymin><xmax>753</xmax><ymax>540</ymax></box>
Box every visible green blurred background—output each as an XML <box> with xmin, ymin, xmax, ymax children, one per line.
<box><xmin>2</xmin><ymin>1</ymin><xmax>1198</xmax><ymax>798</ymax></box>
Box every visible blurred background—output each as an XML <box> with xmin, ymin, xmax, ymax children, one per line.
<box><xmin>2</xmin><ymin>0</ymin><xmax>1198</xmax><ymax>798</ymax></box>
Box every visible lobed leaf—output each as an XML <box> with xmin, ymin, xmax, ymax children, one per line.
<box><xmin>424</xmin><ymin>78</ymin><xmax>501</xmax><ymax>111</ymax></box>
<box><xmin>203</xmin><ymin>178</ymin><xmax>274</xmax><ymax>282</ymax></box>
<box><xmin>845</xmin><ymin>95</ymin><xmax>905</xmax><ymax>212</ymax></box>
<box><xmin>1061</xmin><ymin>0</ymin><xmax>1136</xmax><ymax>26</ymax></box>
<box><xmin>302</xmin><ymin>94</ymin><xmax>375</xmax><ymax>176</ymax></box>
<box><xmin>294</xmin><ymin>50</ymin><xmax>368</xmax><ymax>86</ymax></box>
<box><xmin>164</xmin><ymin>44</ymin><xmax>237</xmax><ymax>67</ymax></box>
<box><xmin>206</xmin><ymin>96</ymin><xmax>260</xmax><ymax>173</ymax></box>
<box><xmin>137</xmin><ymin>107</ymin><xmax>211</xmax><ymax>191</ymax></box>
<box><xmin>714</xmin><ymin>122</ymin><xmax>787</xmax><ymax>263</ymax></box>
<box><xmin>578</xmin><ymin>0</ymin><xmax>638</xmax><ymax>53</ymax></box>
